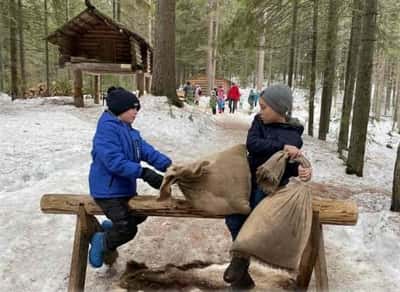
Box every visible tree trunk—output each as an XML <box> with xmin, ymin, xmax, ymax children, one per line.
<box><xmin>44</xmin><ymin>0</ymin><xmax>50</xmax><ymax>96</ymax></box>
<box><xmin>212</xmin><ymin>1</ymin><xmax>219</xmax><ymax>91</ymax></box>
<box><xmin>346</xmin><ymin>0</ymin><xmax>377</xmax><ymax>177</ymax></box>
<box><xmin>398</xmin><ymin>91</ymin><xmax>400</xmax><ymax>133</ymax></box>
<box><xmin>393</xmin><ymin>65</ymin><xmax>400</xmax><ymax>131</ymax></box>
<box><xmin>117</xmin><ymin>0</ymin><xmax>121</xmax><ymax>22</ymax></box>
<box><xmin>112</xmin><ymin>0</ymin><xmax>116</xmax><ymax>20</ymax></box>
<box><xmin>268</xmin><ymin>49</ymin><xmax>273</xmax><ymax>86</ymax></box>
<box><xmin>66</xmin><ymin>0</ymin><xmax>69</xmax><ymax>21</ymax></box>
<box><xmin>385</xmin><ymin>62</ymin><xmax>393</xmax><ymax>116</ymax></box>
<box><xmin>151</xmin><ymin>0</ymin><xmax>182</xmax><ymax>107</ymax></box>
<box><xmin>0</xmin><ymin>17</ymin><xmax>4</xmax><ymax>92</ymax></box>
<box><xmin>338</xmin><ymin>0</ymin><xmax>363</xmax><ymax>155</ymax></box>
<box><xmin>373</xmin><ymin>52</ymin><xmax>385</xmax><ymax>121</ymax></box>
<box><xmin>255</xmin><ymin>31</ymin><xmax>265</xmax><ymax>91</ymax></box>
<box><xmin>288</xmin><ymin>0</ymin><xmax>298</xmax><ymax>88</ymax></box>
<box><xmin>17</xmin><ymin>0</ymin><xmax>26</xmax><ymax>97</ymax></box>
<box><xmin>308</xmin><ymin>0</ymin><xmax>318</xmax><ymax>137</ymax></box>
<box><xmin>207</xmin><ymin>0</ymin><xmax>219</xmax><ymax>95</ymax></box>
<box><xmin>9</xmin><ymin>0</ymin><xmax>18</xmax><ymax>99</ymax></box>
<box><xmin>283</xmin><ymin>52</ymin><xmax>287</xmax><ymax>83</ymax></box>
<box><xmin>391</xmin><ymin>143</ymin><xmax>400</xmax><ymax>212</ymax></box>
<box><xmin>294</xmin><ymin>31</ymin><xmax>301</xmax><ymax>86</ymax></box>
<box><xmin>318</xmin><ymin>0</ymin><xmax>340</xmax><ymax>140</ymax></box>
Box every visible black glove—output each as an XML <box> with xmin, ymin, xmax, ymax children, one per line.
<box><xmin>141</xmin><ymin>167</ymin><xmax>163</xmax><ymax>189</ymax></box>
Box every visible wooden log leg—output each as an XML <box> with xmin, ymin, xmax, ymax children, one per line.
<box><xmin>136</xmin><ymin>71</ymin><xmax>145</xmax><ymax>97</ymax></box>
<box><xmin>94</xmin><ymin>75</ymin><xmax>100</xmax><ymax>104</ymax></box>
<box><xmin>145</xmin><ymin>76</ymin><xmax>151</xmax><ymax>94</ymax></box>
<box><xmin>296</xmin><ymin>211</ymin><xmax>321</xmax><ymax>291</ymax></box>
<box><xmin>314</xmin><ymin>225</ymin><xmax>329</xmax><ymax>292</ymax></box>
<box><xmin>73</xmin><ymin>68</ymin><xmax>84</xmax><ymax>108</ymax></box>
<box><xmin>68</xmin><ymin>205</ymin><xmax>100</xmax><ymax>292</ymax></box>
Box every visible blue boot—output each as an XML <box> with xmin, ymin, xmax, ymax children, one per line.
<box><xmin>89</xmin><ymin>232</ymin><xmax>105</xmax><ymax>268</ymax></box>
<box><xmin>101</xmin><ymin>220</ymin><xmax>113</xmax><ymax>231</ymax></box>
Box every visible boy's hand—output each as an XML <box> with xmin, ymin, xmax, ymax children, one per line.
<box><xmin>298</xmin><ymin>165</ymin><xmax>312</xmax><ymax>182</ymax></box>
<box><xmin>141</xmin><ymin>167</ymin><xmax>163</xmax><ymax>189</ymax></box>
<box><xmin>284</xmin><ymin>145</ymin><xmax>302</xmax><ymax>159</ymax></box>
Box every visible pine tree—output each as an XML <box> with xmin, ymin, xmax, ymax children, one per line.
<box><xmin>392</xmin><ymin>143</ymin><xmax>400</xmax><ymax>212</ymax></box>
<box><xmin>318</xmin><ymin>0</ymin><xmax>340</xmax><ymax>140</ymax></box>
<box><xmin>9</xmin><ymin>0</ymin><xmax>18</xmax><ymax>99</ymax></box>
<box><xmin>346</xmin><ymin>0</ymin><xmax>378</xmax><ymax>176</ymax></box>
<box><xmin>338</xmin><ymin>0</ymin><xmax>363</xmax><ymax>156</ymax></box>
<box><xmin>152</xmin><ymin>0</ymin><xmax>182</xmax><ymax>107</ymax></box>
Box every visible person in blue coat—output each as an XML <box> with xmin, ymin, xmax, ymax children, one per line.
<box><xmin>88</xmin><ymin>87</ymin><xmax>172</xmax><ymax>268</ymax></box>
<box><xmin>223</xmin><ymin>84</ymin><xmax>312</xmax><ymax>289</ymax></box>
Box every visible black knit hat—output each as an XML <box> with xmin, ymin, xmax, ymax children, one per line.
<box><xmin>106</xmin><ymin>87</ymin><xmax>140</xmax><ymax>116</ymax></box>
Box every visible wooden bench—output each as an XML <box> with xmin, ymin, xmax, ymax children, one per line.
<box><xmin>40</xmin><ymin>194</ymin><xmax>358</xmax><ymax>292</ymax></box>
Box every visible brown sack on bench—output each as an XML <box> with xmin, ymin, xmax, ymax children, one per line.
<box><xmin>159</xmin><ymin>144</ymin><xmax>251</xmax><ymax>215</ymax></box>
<box><xmin>231</xmin><ymin>153</ymin><xmax>313</xmax><ymax>271</ymax></box>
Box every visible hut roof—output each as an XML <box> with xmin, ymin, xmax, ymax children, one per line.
<box><xmin>47</xmin><ymin>7</ymin><xmax>150</xmax><ymax>50</ymax></box>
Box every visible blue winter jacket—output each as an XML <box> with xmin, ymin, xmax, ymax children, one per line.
<box><xmin>246</xmin><ymin>114</ymin><xmax>304</xmax><ymax>189</ymax></box>
<box><xmin>89</xmin><ymin>111</ymin><xmax>172</xmax><ymax>199</ymax></box>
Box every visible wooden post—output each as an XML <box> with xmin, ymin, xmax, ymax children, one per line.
<box><xmin>136</xmin><ymin>71</ymin><xmax>145</xmax><ymax>97</ymax></box>
<box><xmin>68</xmin><ymin>205</ymin><xmax>100</xmax><ymax>292</ymax></box>
<box><xmin>94</xmin><ymin>75</ymin><xmax>100</xmax><ymax>104</ymax></box>
<box><xmin>296</xmin><ymin>212</ymin><xmax>321</xmax><ymax>290</ymax></box>
<box><xmin>73</xmin><ymin>68</ymin><xmax>84</xmax><ymax>107</ymax></box>
<box><xmin>145</xmin><ymin>75</ymin><xmax>151</xmax><ymax>94</ymax></box>
<box><xmin>315</xmin><ymin>225</ymin><xmax>329</xmax><ymax>292</ymax></box>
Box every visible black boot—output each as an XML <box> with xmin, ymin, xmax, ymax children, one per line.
<box><xmin>230</xmin><ymin>271</ymin><xmax>255</xmax><ymax>291</ymax></box>
<box><xmin>103</xmin><ymin>249</ymin><xmax>119</xmax><ymax>266</ymax></box>
<box><xmin>223</xmin><ymin>256</ymin><xmax>250</xmax><ymax>283</ymax></box>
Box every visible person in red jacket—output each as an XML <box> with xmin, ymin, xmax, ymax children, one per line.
<box><xmin>227</xmin><ymin>83</ymin><xmax>241</xmax><ymax>113</ymax></box>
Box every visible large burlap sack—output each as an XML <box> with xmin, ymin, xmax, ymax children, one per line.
<box><xmin>231</xmin><ymin>153</ymin><xmax>313</xmax><ymax>271</ymax></box>
<box><xmin>159</xmin><ymin>144</ymin><xmax>252</xmax><ymax>215</ymax></box>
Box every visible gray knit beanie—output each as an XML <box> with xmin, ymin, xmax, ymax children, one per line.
<box><xmin>260</xmin><ymin>84</ymin><xmax>293</xmax><ymax>117</ymax></box>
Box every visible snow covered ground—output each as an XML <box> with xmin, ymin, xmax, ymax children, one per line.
<box><xmin>0</xmin><ymin>91</ymin><xmax>399</xmax><ymax>291</ymax></box>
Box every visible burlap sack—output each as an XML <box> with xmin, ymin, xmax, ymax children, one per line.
<box><xmin>231</xmin><ymin>154</ymin><xmax>313</xmax><ymax>271</ymax></box>
<box><xmin>256</xmin><ymin>151</ymin><xmax>312</xmax><ymax>194</ymax></box>
<box><xmin>159</xmin><ymin>144</ymin><xmax>251</xmax><ymax>215</ymax></box>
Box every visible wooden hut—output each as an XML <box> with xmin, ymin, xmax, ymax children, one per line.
<box><xmin>47</xmin><ymin>3</ymin><xmax>152</xmax><ymax>107</ymax></box>
<box><xmin>187</xmin><ymin>74</ymin><xmax>232</xmax><ymax>96</ymax></box>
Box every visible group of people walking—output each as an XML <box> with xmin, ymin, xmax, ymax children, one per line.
<box><xmin>182</xmin><ymin>82</ymin><xmax>202</xmax><ymax>105</ymax></box>
<box><xmin>184</xmin><ymin>81</ymin><xmax>243</xmax><ymax>114</ymax></box>
<box><xmin>209</xmin><ymin>82</ymin><xmax>243</xmax><ymax>115</ymax></box>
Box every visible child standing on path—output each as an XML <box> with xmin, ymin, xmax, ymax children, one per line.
<box><xmin>217</xmin><ymin>85</ymin><xmax>225</xmax><ymax>113</ymax></box>
<box><xmin>210</xmin><ymin>87</ymin><xmax>217</xmax><ymax>115</ymax></box>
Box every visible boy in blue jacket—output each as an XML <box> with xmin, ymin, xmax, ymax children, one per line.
<box><xmin>223</xmin><ymin>84</ymin><xmax>312</xmax><ymax>289</ymax></box>
<box><xmin>88</xmin><ymin>87</ymin><xmax>172</xmax><ymax>268</ymax></box>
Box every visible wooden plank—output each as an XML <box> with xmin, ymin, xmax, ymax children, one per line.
<box><xmin>296</xmin><ymin>212</ymin><xmax>321</xmax><ymax>290</ymax></box>
<box><xmin>70</xmin><ymin>63</ymin><xmax>134</xmax><ymax>74</ymax></box>
<box><xmin>315</xmin><ymin>225</ymin><xmax>329</xmax><ymax>292</ymax></box>
<box><xmin>40</xmin><ymin>194</ymin><xmax>358</xmax><ymax>225</ymax></box>
<box><xmin>67</xmin><ymin>205</ymin><xmax>99</xmax><ymax>292</ymax></box>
